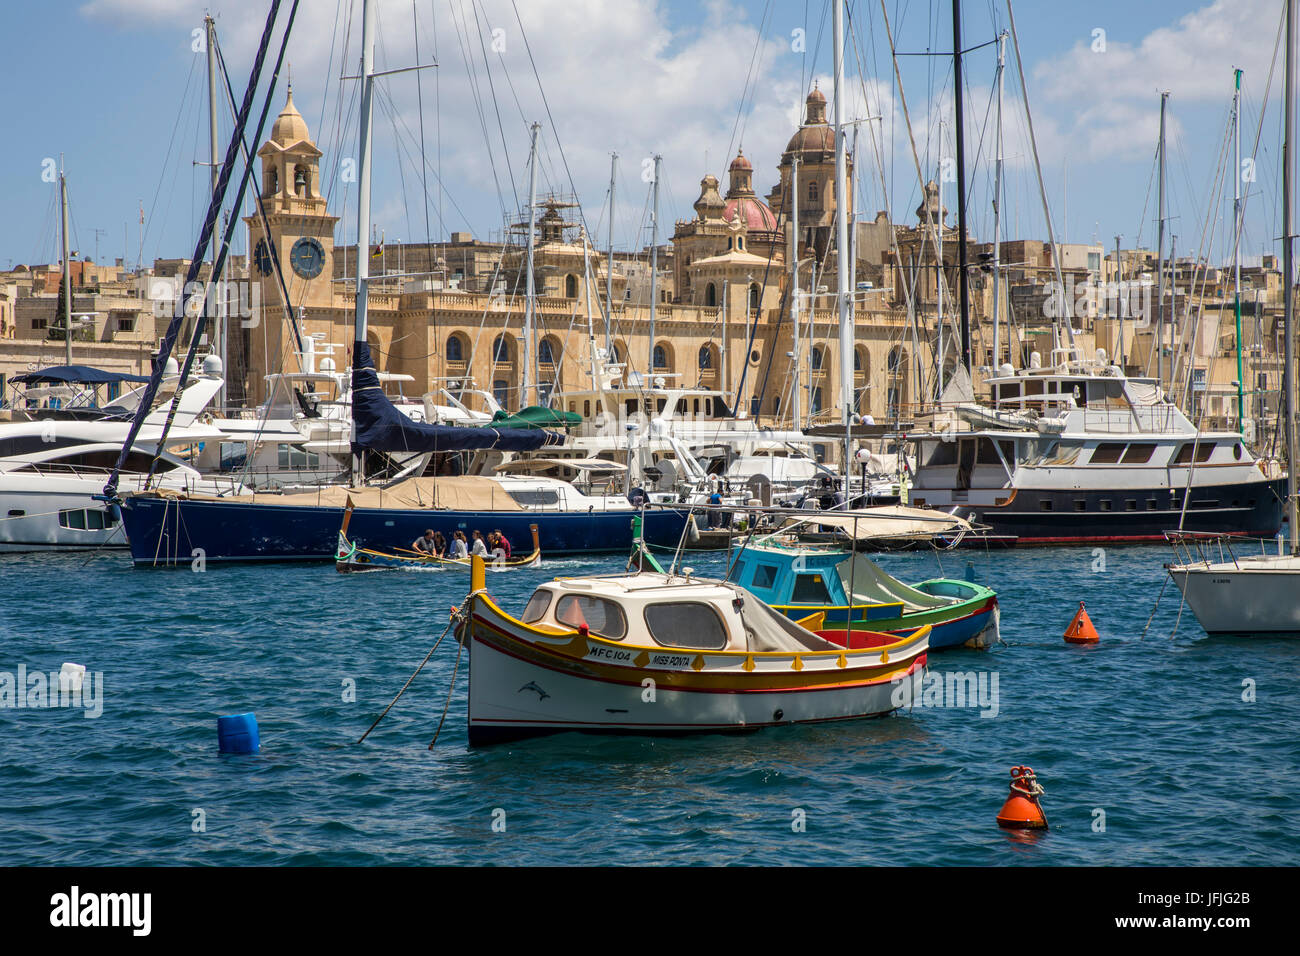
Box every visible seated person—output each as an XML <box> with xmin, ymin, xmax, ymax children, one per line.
<box><xmin>431</xmin><ymin>531</ymin><xmax>447</xmax><ymax>556</ymax></box>
<box><xmin>412</xmin><ymin>530</ymin><xmax>438</xmax><ymax>554</ymax></box>
<box><xmin>450</xmin><ymin>531</ymin><xmax>469</xmax><ymax>559</ymax></box>
<box><xmin>471</xmin><ymin>531</ymin><xmax>489</xmax><ymax>557</ymax></box>
<box><xmin>492</xmin><ymin>529</ymin><xmax>512</xmax><ymax>560</ymax></box>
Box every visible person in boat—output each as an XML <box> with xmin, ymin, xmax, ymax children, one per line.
<box><xmin>431</xmin><ymin>531</ymin><xmax>446</xmax><ymax>556</ymax></box>
<box><xmin>451</xmin><ymin>531</ymin><xmax>469</xmax><ymax>559</ymax></box>
<box><xmin>412</xmin><ymin>530</ymin><xmax>438</xmax><ymax>554</ymax></box>
<box><xmin>492</xmin><ymin>529</ymin><xmax>511</xmax><ymax>560</ymax></box>
<box><xmin>471</xmin><ymin>530</ymin><xmax>489</xmax><ymax>557</ymax></box>
<box><xmin>628</xmin><ymin>485</ymin><xmax>647</xmax><ymax>507</ymax></box>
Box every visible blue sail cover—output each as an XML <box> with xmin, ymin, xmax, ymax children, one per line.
<box><xmin>350</xmin><ymin>340</ymin><xmax>563</xmax><ymax>454</ymax></box>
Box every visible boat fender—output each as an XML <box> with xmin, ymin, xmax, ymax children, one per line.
<box><xmin>773</xmin><ymin>709</ymin><xmax>784</xmax><ymax>721</ymax></box>
<box><xmin>996</xmin><ymin>765</ymin><xmax>1047</xmax><ymax>830</ymax></box>
<box><xmin>1063</xmin><ymin>601</ymin><xmax>1100</xmax><ymax>644</ymax></box>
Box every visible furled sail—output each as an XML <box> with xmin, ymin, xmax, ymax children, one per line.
<box><xmin>350</xmin><ymin>340</ymin><xmax>562</xmax><ymax>454</ymax></box>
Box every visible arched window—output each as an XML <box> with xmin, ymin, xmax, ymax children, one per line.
<box><xmin>749</xmin><ymin>283</ymin><xmax>760</xmax><ymax>310</ymax></box>
<box><xmin>539</xmin><ymin>337</ymin><xmax>559</xmax><ymax>367</ymax></box>
<box><xmin>294</xmin><ymin>165</ymin><xmax>309</xmax><ymax>197</ymax></box>
<box><xmin>811</xmin><ymin>346</ymin><xmax>824</xmax><ymax>370</ymax></box>
<box><xmin>698</xmin><ymin>344</ymin><xmax>714</xmax><ymax>369</ymax></box>
<box><xmin>811</xmin><ymin>387</ymin><xmax>823</xmax><ymax>413</ymax></box>
<box><xmin>653</xmin><ymin>344</ymin><xmax>668</xmax><ymax>370</ymax></box>
<box><xmin>854</xmin><ymin>346</ymin><xmax>868</xmax><ymax>373</ymax></box>
<box><xmin>808</xmin><ymin>180</ymin><xmax>818</xmax><ymax>203</ymax></box>
<box><xmin>888</xmin><ymin>346</ymin><xmax>907</xmax><ymax>374</ymax></box>
<box><xmin>611</xmin><ymin>341</ymin><xmax>625</xmax><ymax>364</ymax></box>
<box><xmin>446</xmin><ymin>334</ymin><xmax>463</xmax><ymax>362</ymax></box>
<box><xmin>266</xmin><ymin>166</ymin><xmax>279</xmax><ymax>196</ymax></box>
<box><xmin>493</xmin><ymin>334</ymin><xmax>513</xmax><ymax>364</ymax></box>
<box><xmin>565</xmin><ymin>274</ymin><xmax>578</xmax><ymax>298</ymax></box>
<box><xmin>704</xmin><ymin>283</ymin><xmax>717</xmax><ymax>307</ymax></box>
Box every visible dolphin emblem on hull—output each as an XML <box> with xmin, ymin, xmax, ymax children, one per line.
<box><xmin>518</xmin><ymin>681</ymin><xmax>550</xmax><ymax>701</ymax></box>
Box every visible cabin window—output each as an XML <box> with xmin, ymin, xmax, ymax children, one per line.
<box><xmin>583</xmin><ymin>400</ymin><xmax>591</xmax><ymax>417</ymax></box>
<box><xmin>1090</xmin><ymin>443</ymin><xmax>1126</xmax><ymax>464</ymax></box>
<box><xmin>1100</xmin><ymin>500</ymin><xmax>1112</xmax><ymax>511</ymax></box>
<box><xmin>729</xmin><ymin>560</ymin><xmax>747</xmax><ymax>583</ymax></box>
<box><xmin>752</xmin><ymin>564</ymin><xmax>777</xmax><ymax>589</ymax></box>
<box><xmin>791</xmin><ymin>573</ymin><xmax>833</xmax><ymax>604</ymax></box>
<box><xmin>521</xmin><ymin>589</ymin><xmax>552</xmax><ymax>624</ymax></box>
<box><xmin>1039</xmin><ymin>500</ymin><xmax>1053</xmax><ymax>512</ymax></box>
<box><xmin>925</xmin><ymin>441</ymin><xmax>958</xmax><ymax>466</ymax></box>
<box><xmin>656</xmin><ymin>398</ymin><xmax>667</xmax><ymax>414</ymax></box>
<box><xmin>555</xmin><ymin>594</ymin><xmax>627</xmax><ymax>640</ymax></box>
<box><xmin>1233</xmin><ymin>443</ymin><xmax>1243</xmax><ymax>460</ymax></box>
<box><xmin>644</xmin><ymin>602</ymin><xmax>728</xmax><ymax>650</ymax></box>
<box><xmin>58</xmin><ymin>509</ymin><xmax>87</xmax><ymax>530</ymax></box>
<box><xmin>1174</xmin><ymin>442</ymin><xmax>1216</xmax><ymax>464</ymax></box>
<box><xmin>1074</xmin><ymin>500</ymin><xmax>1086</xmax><ymax>512</ymax></box>
<box><xmin>7</xmin><ymin>510</ymin><xmax>24</xmax><ymax>517</ymax></box>
<box><xmin>278</xmin><ymin>445</ymin><xmax>320</xmax><ymax>469</ymax></box>
<box><xmin>1121</xmin><ymin>443</ymin><xmax>1157</xmax><ymax>464</ymax></box>
<box><xmin>507</xmin><ymin>489</ymin><xmax>560</xmax><ymax>507</ymax></box>
<box><xmin>1126</xmin><ymin>499</ymin><xmax>1137</xmax><ymax>511</ymax></box>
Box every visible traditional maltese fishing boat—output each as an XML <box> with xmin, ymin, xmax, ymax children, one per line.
<box><xmin>336</xmin><ymin>501</ymin><xmax>540</xmax><ymax>572</ymax></box>
<box><xmin>726</xmin><ymin>538</ymin><xmax>999</xmax><ymax>651</ymax></box>
<box><xmin>458</xmin><ymin>554</ymin><xmax>931</xmax><ymax>745</ymax></box>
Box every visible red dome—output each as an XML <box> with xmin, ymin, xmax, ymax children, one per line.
<box><xmin>729</xmin><ymin>151</ymin><xmax>753</xmax><ymax>172</ymax></box>
<box><xmin>723</xmin><ymin>197</ymin><xmax>778</xmax><ymax>232</ymax></box>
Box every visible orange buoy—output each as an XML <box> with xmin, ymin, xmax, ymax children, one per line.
<box><xmin>996</xmin><ymin>765</ymin><xmax>1048</xmax><ymax>830</ymax></box>
<box><xmin>1064</xmin><ymin>600</ymin><xmax>1100</xmax><ymax>644</ymax></box>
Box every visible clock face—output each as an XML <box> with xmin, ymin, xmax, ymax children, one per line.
<box><xmin>253</xmin><ymin>238</ymin><xmax>273</xmax><ymax>276</ymax></box>
<box><xmin>290</xmin><ymin>237</ymin><xmax>325</xmax><ymax>279</ymax></box>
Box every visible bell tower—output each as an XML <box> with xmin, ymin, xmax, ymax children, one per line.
<box><xmin>244</xmin><ymin>85</ymin><xmax>340</xmax><ymax>404</ymax></box>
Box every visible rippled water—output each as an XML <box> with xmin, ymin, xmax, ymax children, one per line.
<box><xmin>2</xmin><ymin>542</ymin><xmax>1296</xmax><ymax>865</ymax></box>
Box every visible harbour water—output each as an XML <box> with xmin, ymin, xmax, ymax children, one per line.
<box><xmin>2</xmin><ymin>544</ymin><xmax>1296</xmax><ymax>866</ymax></box>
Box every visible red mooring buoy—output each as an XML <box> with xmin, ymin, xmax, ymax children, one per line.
<box><xmin>996</xmin><ymin>765</ymin><xmax>1048</xmax><ymax>830</ymax></box>
<box><xmin>1064</xmin><ymin>600</ymin><xmax>1100</xmax><ymax>644</ymax></box>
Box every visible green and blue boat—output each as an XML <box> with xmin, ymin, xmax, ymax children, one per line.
<box><xmin>726</xmin><ymin>538</ymin><xmax>999</xmax><ymax>651</ymax></box>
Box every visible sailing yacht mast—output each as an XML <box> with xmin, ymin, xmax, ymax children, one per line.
<box><xmin>522</xmin><ymin>121</ymin><xmax>540</xmax><ymax>408</ymax></box>
<box><xmin>1233</xmin><ymin>68</ymin><xmax>1246</xmax><ymax>433</ymax></box>
<box><xmin>992</xmin><ymin>31</ymin><xmax>1006</xmax><ymax>370</ymax></box>
<box><xmin>833</xmin><ymin>0</ymin><xmax>852</xmax><ymax>478</ymax></box>
<box><xmin>205</xmin><ymin>14</ymin><xmax>224</xmax><ymax>406</ymax></box>
<box><xmin>647</xmin><ymin>153</ymin><xmax>661</xmax><ymax>382</ymax></box>
<box><xmin>952</xmin><ymin>0</ymin><xmax>971</xmax><ymax>372</ymax></box>
<box><xmin>1285</xmin><ymin>0</ymin><xmax>1298</xmax><ymax>554</ymax></box>
<box><xmin>790</xmin><ymin>154</ymin><xmax>801</xmax><ymax>427</ymax></box>
<box><xmin>605</xmin><ymin>152</ymin><xmax>616</xmax><ymax>352</ymax></box>
<box><xmin>1156</xmin><ymin>91</ymin><xmax>1168</xmax><ymax>391</ymax></box>
<box><xmin>352</xmin><ymin>0</ymin><xmax>377</xmax><ymax>483</ymax></box>
<box><xmin>60</xmin><ymin>161</ymin><xmax>72</xmax><ymax>368</ymax></box>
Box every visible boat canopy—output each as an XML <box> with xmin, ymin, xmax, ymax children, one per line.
<box><xmin>490</xmin><ymin>405</ymin><xmax>583</xmax><ymax>429</ymax></box>
<box><xmin>10</xmin><ymin>365</ymin><xmax>151</xmax><ymax>386</ymax></box>
<box><xmin>780</xmin><ymin>505</ymin><xmax>973</xmax><ymax>540</ymax></box>
<box><xmin>350</xmin><ymin>341</ymin><xmax>563</xmax><ymax>454</ymax></box>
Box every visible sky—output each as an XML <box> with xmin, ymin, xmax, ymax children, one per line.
<box><xmin>0</xmin><ymin>0</ymin><xmax>1289</xmax><ymax>272</ymax></box>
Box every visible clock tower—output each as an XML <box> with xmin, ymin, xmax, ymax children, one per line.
<box><xmin>244</xmin><ymin>85</ymin><xmax>340</xmax><ymax>404</ymax></box>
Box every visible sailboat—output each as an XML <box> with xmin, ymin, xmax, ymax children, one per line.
<box><xmin>106</xmin><ymin>1</ymin><xmax>691</xmax><ymax>566</ymax></box>
<box><xmin>1166</xmin><ymin>0</ymin><xmax>1300</xmax><ymax>634</ymax></box>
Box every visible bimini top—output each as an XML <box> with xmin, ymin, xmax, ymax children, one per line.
<box><xmin>10</xmin><ymin>365</ymin><xmax>150</xmax><ymax>386</ymax></box>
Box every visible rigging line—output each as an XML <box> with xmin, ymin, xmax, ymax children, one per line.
<box><xmin>142</xmin><ymin>55</ymin><xmax>200</xmax><ymax>259</ymax></box>
<box><xmin>214</xmin><ymin>35</ymin><xmax>305</xmax><ymax>360</ymax></box>
<box><xmin>446</xmin><ymin>0</ymin><xmax>508</xmax><ymax>216</ymax></box>
<box><xmin>107</xmin><ymin>0</ymin><xmax>294</xmax><ymax>498</ymax></box>
<box><xmin>431</xmin><ymin>0</ymin><xmax>443</xmax><ymax>234</ymax></box>
<box><xmin>506</xmin><ymin>0</ymin><xmax>605</xmax><ymax>263</ymax></box>
<box><xmin>469</xmin><ymin>0</ymin><xmax>519</xmax><ymax>213</ymax></box>
<box><xmin>411</xmin><ymin>0</ymin><xmax>432</xmax><ymax>245</ymax></box>
<box><xmin>728</xmin><ymin>0</ymin><xmax>776</xmax><ymax>158</ymax></box>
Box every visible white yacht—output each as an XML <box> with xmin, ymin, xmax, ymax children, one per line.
<box><xmin>906</xmin><ymin>349</ymin><xmax>1284</xmax><ymax>544</ymax></box>
<box><xmin>0</xmin><ymin>369</ymin><xmax>239</xmax><ymax>552</ymax></box>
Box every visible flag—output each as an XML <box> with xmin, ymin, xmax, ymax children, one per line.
<box><xmin>371</xmin><ymin>239</ymin><xmax>384</xmax><ymax>259</ymax></box>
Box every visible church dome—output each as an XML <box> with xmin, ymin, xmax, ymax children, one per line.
<box><xmin>723</xmin><ymin>196</ymin><xmax>779</xmax><ymax>232</ymax></box>
<box><xmin>271</xmin><ymin>86</ymin><xmax>311</xmax><ymax>146</ymax></box>
<box><xmin>782</xmin><ymin>86</ymin><xmax>834</xmax><ymax>160</ymax></box>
